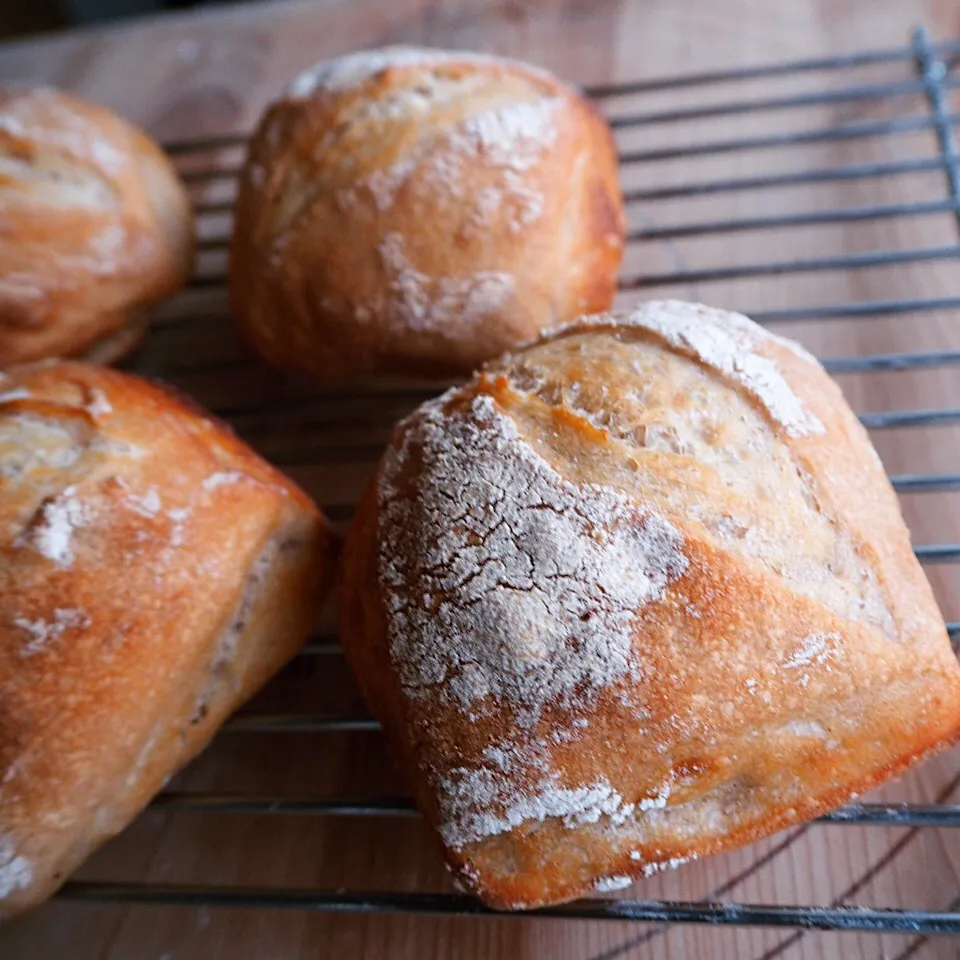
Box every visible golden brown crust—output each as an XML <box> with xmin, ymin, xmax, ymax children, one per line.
<box><xmin>0</xmin><ymin>86</ymin><xmax>194</xmax><ymax>367</ymax></box>
<box><xmin>339</xmin><ymin>299</ymin><xmax>960</xmax><ymax>910</ymax></box>
<box><xmin>0</xmin><ymin>361</ymin><xmax>338</xmax><ymax>917</ymax></box>
<box><xmin>230</xmin><ymin>47</ymin><xmax>624</xmax><ymax>381</ymax></box>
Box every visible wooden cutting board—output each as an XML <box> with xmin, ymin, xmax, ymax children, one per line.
<box><xmin>1</xmin><ymin>1</ymin><xmax>960</xmax><ymax>957</ymax></box>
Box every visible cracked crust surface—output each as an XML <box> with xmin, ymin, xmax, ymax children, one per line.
<box><xmin>0</xmin><ymin>86</ymin><xmax>193</xmax><ymax>365</ymax></box>
<box><xmin>0</xmin><ymin>361</ymin><xmax>338</xmax><ymax>918</ymax></box>
<box><xmin>339</xmin><ymin>300</ymin><xmax>960</xmax><ymax>909</ymax></box>
<box><xmin>229</xmin><ymin>46</ymin><xmax>624</xmax><ymax>380</ymax></box>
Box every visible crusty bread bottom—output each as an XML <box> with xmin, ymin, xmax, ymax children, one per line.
<box><xmin>76</xmin><ymin>309</ymin><xmax>151</xmax><ymax>365</ymax></box>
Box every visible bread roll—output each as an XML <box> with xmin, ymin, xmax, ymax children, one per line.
<box><xmin>230</xmin><ymin>46</ymin><xmax>624</xmax><ymax>380</ymax></box>
<box><xmin>339</xmin><ymin>300</ymin><xmax>960</xmax><ymax>910</ymax></box>
<box><xmin>0</xmin><ymin>361</ymin><xmax>337</xmax><ymax>918</ymax></box>
<box><xmin>0</xmin><ymin>86</ymin><xmax>193</xmax><ymax>366</ymax></box>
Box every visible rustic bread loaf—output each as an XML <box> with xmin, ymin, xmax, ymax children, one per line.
<box><xmin>0</xmin><ymin>361</ymin><xmax>337</xmax><ymax>918</ymax></box>
<box><xmin>230</xmin><ymin>46</ymin><xmax>624</xmax><ymax>380</ymax></box>
<box><xmin>339</xmin><ymin>299</ymin><xmax>960</xmax><ymax>909</ymax></box>
<box><xmin>0</xmin><ymin>86</ymin><xmax>193</xmax><ymax>366</ymax></box>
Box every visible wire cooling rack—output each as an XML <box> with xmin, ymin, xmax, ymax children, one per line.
<box><xmin>47</xmin><ymin>24</ymin><xmax>960</xmax><ymax>956</ymax></box>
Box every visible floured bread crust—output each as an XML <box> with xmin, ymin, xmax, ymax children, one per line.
<box><xmin>0</xmin><ymin>361</ymin><xmax>338</xmax><ymax>918</ymax></box>
<box><xmin>339</xmin><ymin>299</ymin><xmax>960</xmax><ymax>909</ymax></box>
<box><xmin>230</xmin><ymin>46</ymin><xmax>624</xmax><ymax>380</ymax></box>
<box><xmin>0</xmin><ymin>86</ymin><xmax>193</xmax><ymax>366</ymax></box>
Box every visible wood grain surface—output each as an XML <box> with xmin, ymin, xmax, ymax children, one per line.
<box><xmin>2</xmin><ymin>1</ymin><xmax>960</xmax><ymax>957</ymax></box>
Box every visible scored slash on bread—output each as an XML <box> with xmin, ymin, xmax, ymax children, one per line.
<box><xmin>0</xmin><ymin>361</ymin><xmax>338</xmax><ymax>918</ymax></box>
<box><xmin>339</xmin><ymin>299</ymin><xmax>960</xmax><ymax>910</ymax></box>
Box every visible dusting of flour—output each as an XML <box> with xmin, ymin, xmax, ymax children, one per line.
<box><xmin>378</xmin><ymin>391</ymin><xmax>689</xmax><ymax>849</ymax></box>
<box><xmin>783</xmin><ymin>631</ymin><xmax>840</xmax><ymax>669</ymax></box>
<box><xmin>378</xmin><ymin>233</ymin><xmax>515</xmax><ymax>333</ymax></box>
<box><xmin>13</xmin><ymin>608</ymin><xmax>91</xmax><ymax>657</ymax></box>
<box><xmin>15</xmin><ymin>487</ymin><xmax>89</xmax><ymax>568</ymax></box>
<box><xmin>287</xmin><ymin>46</ymin><xmax>557</xmax><ymax>97</ymax></box>
<box><xmin>0</xmin><ymin>836</ymin><xmax>31</xmax><ymax>899</ymax></box>
<box><xmin>203</xmin><ymin>471</ymin><xmax>245</xmax><ymax>491</ymax></box>
<box><xmin>84</xmin><ymin>387</ymin><xmax>112</xmax><ymax>418</ymax></box>
<box><xmin>124</xmin><ymin>486</ymin><xmax>162</xmax><ymax>518</ymax></box>
<box><xmin>439</xmin><ymin>765</ymin><xmax>636</xmax><ymax>849</ymax></box>
<box><xmin>595</xmin><ymin>875</ymin><xmax>633</xmax><ymax>892</ymax></box>
<box><xmin>379</xmin><ymin>391</ymin><xmax>688</xmax><ymax>716</ymax></box>
<box><xmin>446</xmin><ymin>98</ymin><xmax>559</xmax><ymax>173</ymax></box>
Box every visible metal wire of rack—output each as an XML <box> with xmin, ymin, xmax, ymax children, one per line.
<box><xmin>50</xmin><ymin>24</ymin><xmax>960</xmax><ymax>952</ymax></box>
